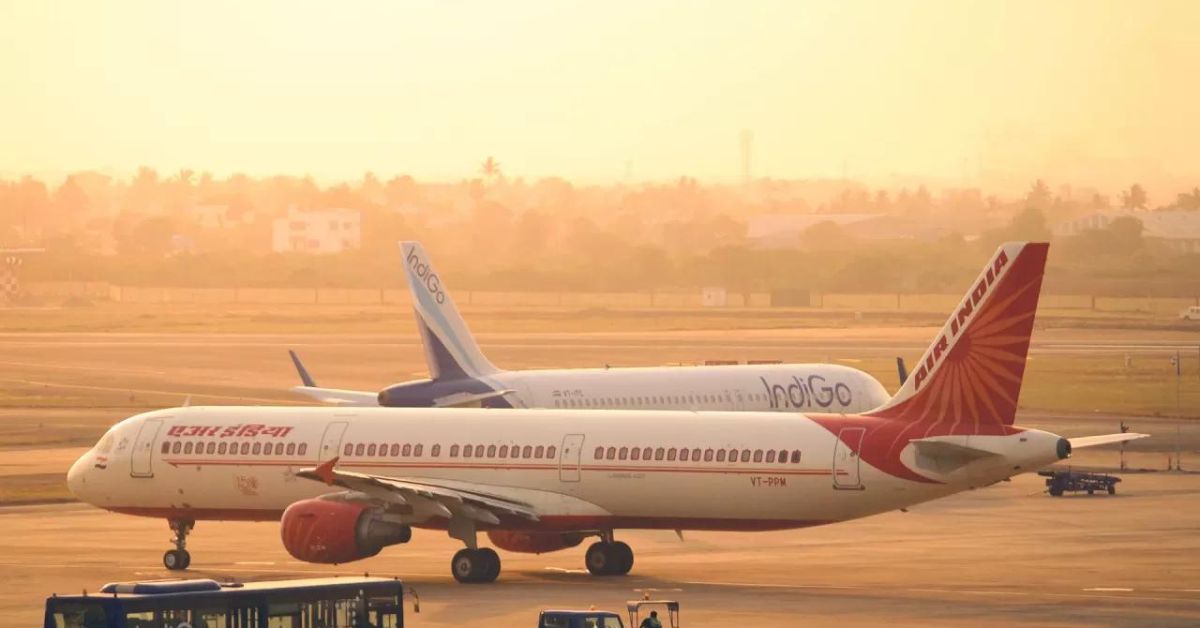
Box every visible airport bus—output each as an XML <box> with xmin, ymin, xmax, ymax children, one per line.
<box><xmin>44</xmin><ymin>577</ymin><xmax>408</xmax><ymax>628</ymax></box>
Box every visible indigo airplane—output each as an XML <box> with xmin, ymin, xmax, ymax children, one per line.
<box><xmin>287</xmin><ymin>241</ymin><xmax>891</xmax><ymax>413</ymax></box>
<box><xmin>68</xmin><ymin>242</ymin><xmax>1146</xmax><ymax>580</ymax></box>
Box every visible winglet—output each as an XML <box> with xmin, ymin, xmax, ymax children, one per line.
<box><xmin>314</xmin><ymin>457</ymin><xmax>339</xmax><ymax>485</ymax></box>
<box><xmin>289</xmin><ymin>350</ymin><xmax>317</xmax><ymax>387</ymax></box>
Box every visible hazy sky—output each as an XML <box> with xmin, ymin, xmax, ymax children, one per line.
<box><xmin>2</xmin><ymin>1</ymin><xmax>1198</xmax><ymax>193</ymax></box>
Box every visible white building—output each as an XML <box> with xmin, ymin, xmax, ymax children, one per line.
<box><xmin>272</xmin><ymin>208</ymin><xmax>362</xmax><ymax>254</ymax></box>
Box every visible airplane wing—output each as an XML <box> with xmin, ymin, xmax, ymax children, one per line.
<box><xmin>290</xmin><ymin>386</ymin><xmax>380</xmax><ymax>406</ymax></box>
<box><xmin>1069</xmin><ymin>432</ymin><xmax>1149</xmax><ymax>449</ymax></box>
<box><xmin>432</xmin><ymin>389</ymin><xmax>516</xmax><ymax>408</ymax></box>
<box><xmin>295</xmin><ymin>458</ymin><xmax>540</xmax><ymax>525</ymax></box>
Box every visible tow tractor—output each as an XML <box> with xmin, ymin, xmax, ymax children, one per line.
<box><xmin>1038</xmin><ymin>469</ymin><xmax>1121</xmax><ymax>496</ymax></box>
<box><xmin>538</xmin><ymin>599</ymin><xmax>680</xmax><ymax>628</ymax></box>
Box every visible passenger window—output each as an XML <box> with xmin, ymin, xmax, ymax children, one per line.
<box><xmin>642</xmin><ymin>447</ymin><xmax>652</xmax><ymax>460</ymax></box>
<box><xmin>367</xmin><ymin>444</ymin><xmax>377</xmax><ymax>456</ymax></box>
<box><xmin>432</xmin><ymin>444</ymin><xmax>442</xmax><ymax>457</ymax></box>
<box><xmin>741</xmin><ymin>449</ymin><xmax>751</xmax><ymax>462</ymax></box>
<box><xmin>511</xmin><ymin>446</ymin><xmax>521</xmax><ymax>459</ymax></box>
<box><xmin>618</xmin><ymin>447</ymin><xmax>628</xmax><ymax>460</ymax></box>
<box><xmin>379</xmin><ymin>442</ymin><xmax>388</xmax><ymax>455</ymax></box>
<box><xmin>595</xmin><ymin>446</ymin><xmax>604</xmax><ymax>459</ymax></box>
<box><xmin>668</xmin><ymin>448</ymin><xmax>678</xmax><ymax>461</ymax></box>
<box><xmin>184</xmin><ymin>442</ymin><xmax>194</xmax><ymax>455</ymax></box>
<box><xmin>547</xmin><ymin>446</ymin><xmax>557</xmax><ymax>458</ymax></box>
<box><xmin>226</xmin><ymin>442</ymin><xmax>237</xmax><ymax>455</ymax></box>
<box><xmin>344</xmin><ymin>444</ymin><xmax>353</xmax><ymax>456</ymax></box>
<box><xmin>172</xmin><ymin>441</ymin><xmax>181</xmax><ymax>454</ymax></box>
<box><xmin>252</xmin><ymin>442</ymin><xmax>262</xmax><ymax>455</ymax></box>
<box><xmin>704</xmin><ymin>448</ymin><xmax>713</xmax><ymax>461</ymax></box>
<box><xmin>402</xmin><ymin>444</ymin><xmax>412</xmax><ymax>457</ymax></box>
<box><xmin>240</xmin><ymin>442</ymin><xmax>250</xmax><ymax>455</ymax></box>
<box><xmin>655</xmin><ymin>447</ymin><xmax>665</xmax><ymax>461</ymax></box>
<box><xmin>753</xmin><ymin>449</ymin><xmax>763</xmax><ymax>463</ymax></box>
<box><xmin>677</xmin><ymin>448</ymin><xmax>687</xmax><ymax>461</ymax></box>
<box><xmin>691</xmin><ymin>447</ymin><xmax>701</xmax><ymax>461</ymax></box>
<box><xmin>487</xmin><ymin>445</ymin><xmax>497</xmax><ymax>458</ymax></box>
<box><xmin>791</xmin><ymin>450</ymin><xmax>802</xmax><ymax>463</ymax></box>
<box><xmin>766</xmin><ymin>449</ymin><xmax>776</xmax><ymax>463</ymax></box>
<box><xmin>298</xmin><ymin>443</ymin><xmax>307</xmax><ymax>456</ymax></box>
<box><xmin>463</xmin><ymin>445</ymin><xmax>473</xmax><ymax>458</ymax></box>
<box><xmin>502</xmin><ymin>445</ymin><xmax>511</xmax><ymax>458</ymax></box>
<box><xmin>355</xmin><ymin>444</ymin><xmax>365</xmax><ymax>456</ymax></box>
<box><xmin>276</xmin><ymin>443</ymin><xmax>285</xmax><ymax>455</ymax></box>
<box><xmin>414</xmin><ymin>444</ymin><xmax>423</xmax><ymax>456</ymax></box>
<box><xmin>716</xmin><ymin>449</ymin><xmax>726</xmax><ymax>462</ymax></box>
<box><xmin>475</xmin><ymin>445</ymin><xmax>485</xmax><ymax>457</ymax></box>
<box><xmin>779</xmin><ymin>449</ymin><xmax>789</xmax><ymax>464</ymax></box>
<box><xmin>523</xmin><ymin>445</ymin><xmax>533</xmax><ymax>458</ymax></box>
<box><xmin>286</xmin><ymin>443</ymin><xmax>296</xmax><ymax>456</ymax></box>
<box><xmin>606</xmin><ymin>446</ymin><xmax>616</xmax><ymax>460</ymax></box>
<box><xmin>631</xmin><ymin>447</ymin><xmax>641</xmax><ymax>461</ymax></box>
<box><xmin>219</xmin><ymin>442</ymin><xmax>229</xmax><ymax>455</ymax></box>
<box><xmin>450</xmin><ymin>445</ymin><xmax>459</xmax><ymax>457</ymax></box>
<box><xmin>161</xmin><ymin>441</ymin><xmax>171</xmax><ymax>454</ymax></box>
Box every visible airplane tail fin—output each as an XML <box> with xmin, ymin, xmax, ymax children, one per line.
<box><xmin>400</xmin><ymin>241</ymin><xmax>499</xmax><ymax>380</ymax></box>
<box><xmin>867</xmin><ymin>242</ymin><xmax>1049</xmax><ymax>428</ymax></box>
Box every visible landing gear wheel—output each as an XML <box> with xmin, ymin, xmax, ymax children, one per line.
<box><xmin>163</xmin><ymin>549</ymin><xmax>191</xmax><ymax>570</ymax></box>
<box><xmin>585</xmin><ymin>541</ymin><xmax>633</xmax><ymax>576</ymax></box>
<box><xmin>165</xmin><ymin>519</ymin><xmax>195</xmax><ymax>570</ymax></box>
<box><xmin>451</xmin><ymin>548</ymin><xmax>500</xmax><ymax>584</ymax></box>
<box><xmin>612</xmin><ymin>541</ymin><xmax>634</xmax><ymax>575</ymax></box>
<box><xmin>1108</xmin><ymin>485</ymin><xmax>1116</xmax><ymax>495</ymax></box>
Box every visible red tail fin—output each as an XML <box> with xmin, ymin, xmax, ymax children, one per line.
<box><xmin>868</xmin><ymin>242</ymin><xmax>1049</xmax><ymax>428</ymax></box>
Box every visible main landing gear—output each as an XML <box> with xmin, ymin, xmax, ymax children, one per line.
<box><xmin>585</xmin><ymin>535</ymin><xmax>634</xmax><ymax>576</ymax></box>
<box><xmin>163</xmin><ymin>519</ymin><xmax>194</xmax><ymax>571</ymax></box>
<box><xmin>451</xmin><ymin>547</ymin><xmax>501</xmax><ymax>584</ymax></box>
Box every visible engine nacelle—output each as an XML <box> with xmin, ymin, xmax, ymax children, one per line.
<box><xmin>487</xmin><ymin>530</ymin><xmax>584</xmax><ymax>554</ymax></box>
<box><xmin>280</xmin><ymin>498</ymin><xmax>411</xmax><ymax>564</ymax></box>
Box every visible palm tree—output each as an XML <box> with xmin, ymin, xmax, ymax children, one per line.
<box><xmin>480</xmin><ymin>156</ymin><xmax>501</xmax><ymax>181</ymax></box>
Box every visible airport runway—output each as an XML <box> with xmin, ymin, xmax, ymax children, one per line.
<box><xmin>1</xmin><ymin>473</ymin><xmax>1197</xmax><ymax>626</ymax></box>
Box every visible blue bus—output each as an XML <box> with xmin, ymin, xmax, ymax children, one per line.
<box><xmin>44</xmin><ymin>577</ymin><xmax>408</xmax><ymax>628</ymax></box>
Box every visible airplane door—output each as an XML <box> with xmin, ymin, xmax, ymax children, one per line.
<box><xmin>130</xmin><ymin>418</ymin><xmax>163</xmax><ymax>478</ymax></box>
<box><xmin>559</xmin><ymin>434</ymin><xmax>585</xmax><ymax>482</ymax></box>
<box><xmin>318</xmin><ymin>421</ymin><xmax>349</xmax><ymax>461</ymax></box>
<box><xmin>832</xmin><ymin>427</ymin><xmax>866</xmax><ymax>490</ymax></box>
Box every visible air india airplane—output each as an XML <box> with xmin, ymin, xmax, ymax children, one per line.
<box><xmin>286</xmin><ymin>241</ymin><xmax>892</xmax><ymax>414</ymax></box>
<box><xmin>67</xmin><ymin>242</ymin><xmax>1145</xmax><ymax>583</ymax></box>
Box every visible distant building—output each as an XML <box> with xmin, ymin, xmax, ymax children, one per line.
<box><xmin>272</xmin><ymin>208</ymin><xmax>361</xmax><ymax>254</ymax></box>
<box><xmin>1053</xmin><ymin>210</ymin><xmax>1200</xmax><ymax>253</ymax></box>
<box><xmin>746</xmin><ymin>213</ymin><xmax>883</xmax><ymax>249</ymax></box>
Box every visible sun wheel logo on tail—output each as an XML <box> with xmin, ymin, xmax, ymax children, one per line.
<box><xmin>810</xmin><ymin>242</ymin><xmax>1050</xmax><ymax>484</ymax></box>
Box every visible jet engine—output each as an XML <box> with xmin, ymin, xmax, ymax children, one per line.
<box><xmin>280</xmin><ymin>498</ymin><xmax>411</xmax><ymax>564</ymax></box>
<box><xmin>486</xmin><ymin>530</ymin><xmax>584</xmax><ymax>554</ymax></box>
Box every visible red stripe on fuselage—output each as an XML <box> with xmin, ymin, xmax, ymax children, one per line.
<box><xmin>105</xmin><ymin>506</ymin><xmax>831</xmax><ymax>532</ymax></box>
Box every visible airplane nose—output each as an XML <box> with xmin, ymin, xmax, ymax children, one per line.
<box><xmin>66</xmin><ymin>454</ymin><xmax>88</xmax><ymax>500</ymax></box>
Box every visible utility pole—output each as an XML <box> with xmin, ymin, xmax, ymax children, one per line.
<box><xmin>1119</xmin><ymin>421</ymin><xmax>1129</xmax><ymax>471</ymax></box>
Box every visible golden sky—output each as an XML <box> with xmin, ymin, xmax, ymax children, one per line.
<box><xmin>2</xmin><ymin>1</ymin><xmax>1197</xmax><ymax>194</ymax></box>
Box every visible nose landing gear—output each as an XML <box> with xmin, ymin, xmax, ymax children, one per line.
<box><xmin>163</xmin><ymin>519</ymin><xmax>194</xmax><ymax>570</ymax></box>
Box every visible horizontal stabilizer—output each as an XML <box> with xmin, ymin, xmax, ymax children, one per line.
<box><xmin>1068</xmin><ymin>433</ymin><xmax>1149</xmax><ymax>449</ymax></box>
<box><xmin>432</xmin><ymin>389</ymin><xmax>515</xmax><ymax>408</ymax></box>
<box><xmin>290</xmin><ymin>386</ymin><xmax>379</xmax><ymax>407</ymax></box>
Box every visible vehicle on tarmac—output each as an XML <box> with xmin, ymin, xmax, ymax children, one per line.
<box><xmin>44</xmin><ymin>577</ymin><xmax>408</xmax><ymax>628</ymax></box>
<box><xmin>286</xmin><ymin>241</ymin><xmax>891</xmax><ymax>414</ymax></box>
<box><xmin>67</xmin><ymin>243</ymin><xmax>1148</xmax><ymax>583</ymax></box>
<box><xmin>537</xmin><ymin>599</ymin><xmax>680</xmax><ymax>628</ymax></box>
<box><xmin>1039</xmin><ymin>469</ymin><xmax>1121</xmax><ymax>496</ymax></box>
<box><xmin>1179</xmin><ymin>305</ymin><xmax>1200</xmax><ymax>321</ymax></box>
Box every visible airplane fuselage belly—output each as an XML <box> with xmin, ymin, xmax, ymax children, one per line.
<box><xmin>80</xmin><ymin>407</ymin><xmax>962</xmax><ymax>531</ymax></box>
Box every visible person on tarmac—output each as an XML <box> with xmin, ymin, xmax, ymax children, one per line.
<box><xmin>639</xmin><ymin>610</ymin><xmax>662</xmax><ymax>628</ymax></box>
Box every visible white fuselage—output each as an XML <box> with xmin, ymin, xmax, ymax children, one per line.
<box><xmin>488</xmin><ymin>363</ymin><xmax>889</xmax><ymax>413</ymax></box>
<box><xmin>68</xmin><ymin>406</ymin><xmax>1064</xmax><ymax>532</ymax></box>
